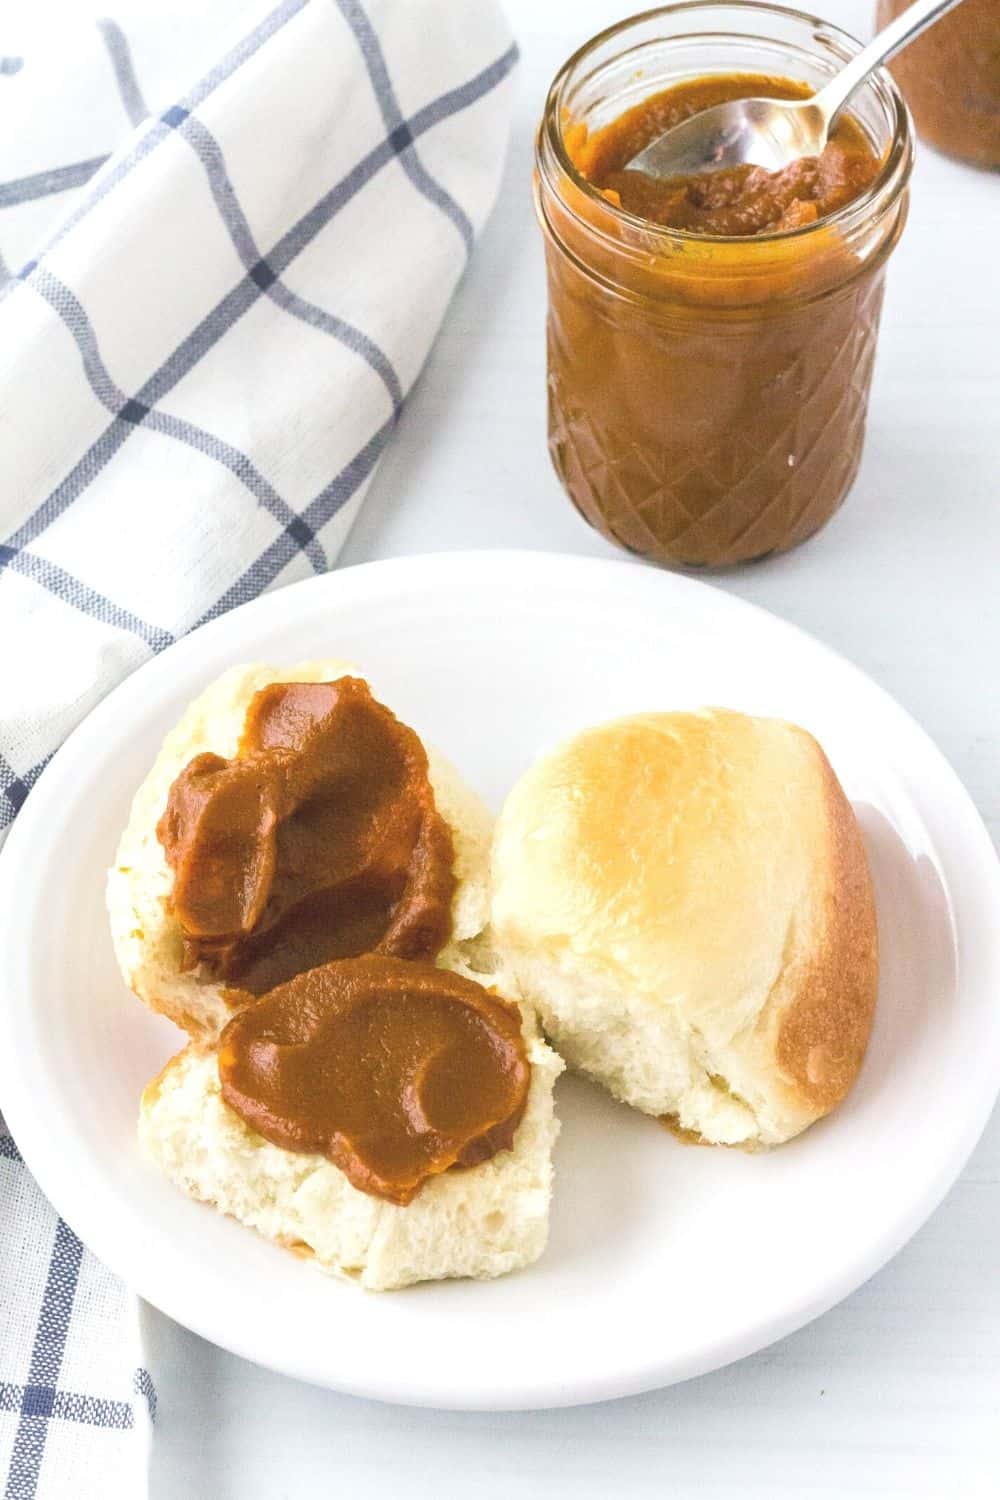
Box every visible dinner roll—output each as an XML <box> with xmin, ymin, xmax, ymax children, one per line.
<box><xmin>490</xmin><ymin>709</ymin><xmax>878</xmax><ymax>1147</ymax></box>
<box><xmin>139</xmin><ymin>1007</ymin><xmax>563</xmax><ymax>1291</ymax></box>
<box><xmin>108</xmin><ymin>661</ymin><xmax>493</xmax><ymax>1040</ymax></box>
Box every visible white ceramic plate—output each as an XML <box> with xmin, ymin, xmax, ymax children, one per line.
<box><xmin>1</xmin><ymin>551</ymin><xmax>998</xmax><ymax>1411</ymax></box>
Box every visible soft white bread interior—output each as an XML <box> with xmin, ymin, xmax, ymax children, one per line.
<box><xmin>490</xmin><ymin>709</ymin><xmax>878</xmax><ymax>1147</ymax></box>
<box><xmin>139</xmin><ymin>1007</ymin><xmax>564</xmax><ymax>1292</ymax></box>
<box><xmin>108</xmin><ymin>661</ymin><xmax>494</xmax><ymax>1041</ymax></box>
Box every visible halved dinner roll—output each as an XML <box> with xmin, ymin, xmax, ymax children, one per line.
<box><xmin>108</xmin><ymin>661</ymin><xmax>493</xmax><ymax>1040</ymax></box>
<box><xmin>490</xmin><ymin>709</ymin><xmax>878</xmax><ymax>1147</ymax></box>
<box><xmin>139</xmin><ymin>1006</ymin><xmax>563</xmax><ymax>1292</ymax></box>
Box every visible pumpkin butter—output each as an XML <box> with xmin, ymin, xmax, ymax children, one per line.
<box><xmin>218</xmin><ymin>956</ymin><xmax>530</xmax><ymax>1204</ymax></box>
<box><xmin>572</xmin><ymin>75</ymin><xmax>880</xmax><ymax>237</ymax></box>
<box><xmin>158</xmin><ymin>677</ymin><xmax>456</xmax><ymax>998</ymax></box>
<box><xmin>536</xmin><ymin>16</ymin><xmax>912</xmax><ymax>568</ymax></box>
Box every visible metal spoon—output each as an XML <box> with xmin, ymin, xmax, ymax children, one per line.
<box><xmin>626</xmin><ymin>0</ymin><xmax>966</xmax><ymax>179</ymax></box>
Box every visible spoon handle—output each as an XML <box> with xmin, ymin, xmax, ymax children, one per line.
<box><xmin>814</xmin><ymin>0</ymin><xmax>967</xmax><ymax>129</ymax></box>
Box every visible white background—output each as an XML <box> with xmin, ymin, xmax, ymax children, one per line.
<box><xmin>148</xmin><ymin>0</ymin><xmax>1000</xmax><ymax>1494</ymax></box>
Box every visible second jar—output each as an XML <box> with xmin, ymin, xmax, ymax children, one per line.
<box><xmin>877</xmin><ymin>0</ymin><xmax>1000</xmax><ymax>169</ymax></box>
<box><xmin>535</xmin><ymin>4</ymin><xmax>914</xmax><ymax>569</ymax></box>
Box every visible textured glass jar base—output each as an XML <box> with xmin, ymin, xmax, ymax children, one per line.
<box><xmin>546</xmin><ymin>275</ymin><xmax>886</xmax><ymax>570</ymax></box>
<box><xmin>551</xmin><ymin>434</ymin><xmax>861</xmax><ymax>569</ymax></box>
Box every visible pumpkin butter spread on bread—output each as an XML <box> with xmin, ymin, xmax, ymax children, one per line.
<box><xmin>112</xmin><ymin>662</ymin><xmax>562</xmax><ymax>1290</ymax></box>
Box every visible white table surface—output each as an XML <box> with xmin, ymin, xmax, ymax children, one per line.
<box><xmin>149</xmin><ymin>1</ymin><xmax>1000</xmax><ymax>1494</ymax></box>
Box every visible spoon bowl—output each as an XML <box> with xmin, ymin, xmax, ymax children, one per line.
<box><xmin>629</xmin><ymin>96</ymin><xmax>829</xmax><ymax>177</ymax></box>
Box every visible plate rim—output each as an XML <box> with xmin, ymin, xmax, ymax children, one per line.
<box><xmin>1</xmin><ymin>548</ymin><xmax>998</xmax><ymax>1410</ymax></box>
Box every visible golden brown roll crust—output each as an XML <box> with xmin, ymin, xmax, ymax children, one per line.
<box><xmin>773</xmin><ymin>744</ymin><xmax>879</xmax><ymax>1114</ymax></box>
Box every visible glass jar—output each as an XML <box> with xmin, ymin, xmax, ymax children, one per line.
<box><xmin>877</xmin><ymin>0</ymin><xmax>1000</xmax><ymax>168</ymax></box>
<box><xmin>534</xmin><ymin>3</ymin><xmax>913</xmax><ymax>569</ymax></box>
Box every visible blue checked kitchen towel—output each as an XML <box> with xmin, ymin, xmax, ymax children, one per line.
<box><xmin>0</xmin><ymin>0</ymin><xmax>516</xmax><ymax>1492</ymax></box>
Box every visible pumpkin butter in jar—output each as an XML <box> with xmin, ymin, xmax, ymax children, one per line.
<box><xmin>535</xmin><ymin>5</ymin><xmax>913</xmax><ymax>568</ymax></box>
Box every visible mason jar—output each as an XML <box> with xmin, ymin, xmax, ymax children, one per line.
<box><xmin>535</xmin><ymin>3</ymin><xmax>914</xmax><ymax>568</ymax></box>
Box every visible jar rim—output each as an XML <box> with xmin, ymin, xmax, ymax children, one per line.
<box><xmin>540</xmin><ymin>0</ymin><xmax>913</xmax><ymax>249</ymax></box>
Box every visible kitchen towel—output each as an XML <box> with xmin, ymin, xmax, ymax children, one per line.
<box><xmin>0</xmin><ymin>1</ymin><xmax>516</xmax><ymax>1493</ymax></box>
